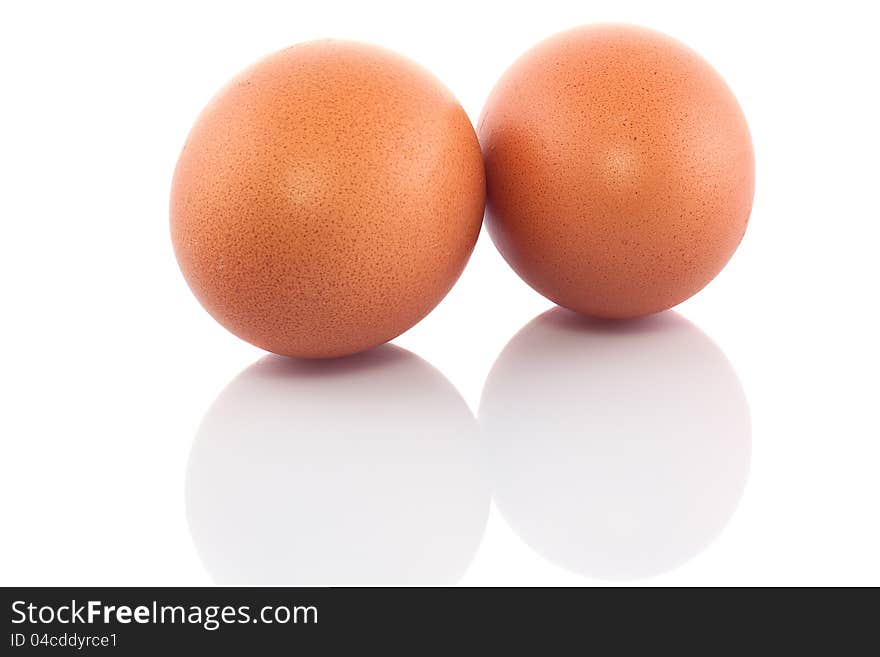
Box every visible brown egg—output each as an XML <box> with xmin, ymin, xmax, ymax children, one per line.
<box><xmin>171</xmin><ymin>41</ymin><xmax>485</xmax><ymax>358</ymax></box>
<box><xmin>479</xmin><ymin>25</ymin><xmax>754</xmax><ymax>318</ymax></box>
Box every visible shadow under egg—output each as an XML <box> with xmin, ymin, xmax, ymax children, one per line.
<box><xmin>186</xmin><ymin>345</ymin><xmax>488</xmax><ymax>585</ymax></box>
<box><xmin>479</xmin><ymin>309</ymin><xmax>751</xmax><ymax>581</ymax></box>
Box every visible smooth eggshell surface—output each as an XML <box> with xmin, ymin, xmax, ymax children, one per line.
<box><xmin>479</xmin><ymin>25</ymin><xmax>754</xmax><ymax>318</ymax></box>
<box><xmin>171</xmin><ymin>41</ymin><xmax>485</xmax><ymax>358</ymax></box>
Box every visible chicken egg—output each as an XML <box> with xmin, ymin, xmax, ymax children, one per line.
<box><xmin>479</xmin><ymin>24</ymin><xmax>754</xmax><ymax>318</ymax></box>
<box><xmin>171</xmin><ymin>41</ymin><xmax>485</xmax><ymax>358</ymax></box>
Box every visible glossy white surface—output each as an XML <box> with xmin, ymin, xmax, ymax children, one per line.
<box><xmin>187</xmin><ymin>349</ymin><xmax>487</xmax><ymax>586</ymax></box>
<box><xmin>1</xmin><ymin>0</ymin><xmax>878</xmax><ymax>586</ymax></box>
<box><xmin>480</xmin><ymin>310</ymin><xmax>751</xmax><ymax>581</ymax></box>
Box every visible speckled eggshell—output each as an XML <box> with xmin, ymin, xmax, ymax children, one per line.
<box><xmin>479</xmin><ymin>25</ymin><xmax>754</xmax><ymax>318</ymax></box>
<box><xmin>171</xmin><ymin>41</ymin><xmax>485</xmax><ymax>358</ymax></box>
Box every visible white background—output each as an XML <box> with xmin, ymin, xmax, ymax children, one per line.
<box><xmin>1</xmin><ymin>0</ymin><xmax>878</xmax><ymax>586</ymax></box>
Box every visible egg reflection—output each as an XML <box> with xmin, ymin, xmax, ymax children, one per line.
<box><xmin>479</xmin><ymin>309</ymin><xmax>751</xmax><ymax>580</ymax></box>
<box><xmin>186</xmin><ymin>346</ymin><xmax>488</xmax><ymax>585</ymax></box>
